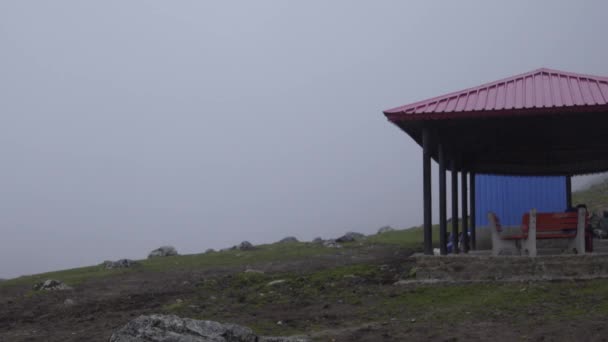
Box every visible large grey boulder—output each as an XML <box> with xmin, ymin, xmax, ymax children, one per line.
<box><xmin>33</xmin><ymin>279</ymin><xmax>72</xmax><ymax>291</ymax></box>
<box><xmin>311</xmin><ymin>237</ymin><xmax>323</xmax><ymax>244</ymax></box>
<box><xmin>110</xmin><ymin>314</ymin><xmax>308</xmax><ymax>342</ymax></box>
<box><xmin>278</xmin><ymin>236</ymin><xmax>298</xmax><ymax>244</ymax></box>
<box><xmin>335</xmin><ymin>232</ymin><xmax>365</xmax><ymax>243</ymax></box>
<box><xmin>322</xmin><ymin>239</ymin><xmax>341</xmax><ymax>248</ymax></box>
<box><xmin>103</xmin><ymin>259</ymin><xmax>138</xmax><ymax>269</ymax></box>
<box><xmin>148</xmin><ymin>246</ymin><xmax>179</xmax><ymax>258</ymax></box>
<box><xmin>377</xmin><ymin>226</ymin><xmax>395</xmax><ymax>234</ymax></box>
<box><xmin>238</xmin><ymin>241</ymin><xmax>255</xmax><ymax>251</ymax></box>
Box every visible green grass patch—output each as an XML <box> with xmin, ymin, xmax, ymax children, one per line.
<box><xmin>364</xmin><ymin>223</ymin><xmax>462</xmax><ymax>249</ymax></box>
<box><xmin>140</xmin><ymin>242</ymin><xmax>335</xmax><ymax>272</ymax></box>
<box><xmin>0</xmin><ymin>265</ymin><xmax>133</xmax><ymax>289</ymax></box>
<box><xmin>0</xmin><ymin>242</ymin><xmax>338</xmax><ymax>290</ymax></box>
<box><xmin>380</xmin><ymin>280</ymin><xmax>608</xmax><ymax>322</ymax></box>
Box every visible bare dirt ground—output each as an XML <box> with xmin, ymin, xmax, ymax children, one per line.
<box><xmin>2</xmin><ymin>244</ymin><xmax>608</xmax><ymax>342</ymax></box>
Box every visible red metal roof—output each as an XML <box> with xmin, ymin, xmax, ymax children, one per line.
<box><xmin>384</xmin><ymin>68</ymin><xmax>608</xmax><ymax>121</ymax></box>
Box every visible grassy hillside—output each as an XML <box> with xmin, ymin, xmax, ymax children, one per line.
<box><xmin>2</xmin><ymin>225</ymin><xmax>608</xmax><ymax>341</ymax></box>
<box><xmin>0</xmin><ymin>227</ymin><xmax>426</xmax><ymax>288</ymax></box>
<box><xmin>573</xmin><ymin>179</ymin><xmax>608</xmax><ymax>214</ymax></box>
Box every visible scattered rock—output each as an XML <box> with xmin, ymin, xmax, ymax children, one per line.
<box><xmin>336</xmin><ymin>232</ymin><xmax>365</xmax><ymax>243</ymax></box>
<box><xmin>312</xmin><ymin>237</ymin><xmax>323</xmax><ymax>244</ymax></box>
<box><xmin>377</xmin><ymin>226</ymin><xmax>395</xmax><ymax>234</ymax></box>
<box><xmin>103</xmin><ymin>259</ymin><xmax>138</xmax><ymax>269</ymax></box>
<box><xmin>323</xmin><ymin>239</ymin><xmax>342</xmax><ymax>248</ymax></box>
<box><xmin>109</xmin><ymin>314</ymin><xmax>256</xmax><ymax>342</ymax></box>
<box><xmin>266</xmin><ymin>279</ymin><xmax>286</xmax><ymax>286</ymax></box>
<box><xmin>109</xmin><ymin>314</ymin><xmax>309</xmax><ymax>342</ymax></box>
<box><xmin>260</xmin><ymin>337</ymin><xmax>308</xmax><ymax>342</ymax></box>
<box><xmin>64</xmin><ymin>298</ymin><xmax>76</xmax><ymax>306</ymax></box>
<box><xmin>278</xmin><ymin>236</ymin><xmax>299</xmax><ymax>243</ymax></box>
<box><xmin>33</xmin><ymin>279</ymin><xmax>72</xmax><ymax>291</ymax></box>
<box><xmin>148</xmin><ymin>246</ymin><xmax>178</xmax><ymax>258</ymax></box>
<box><xmin>238</xmin><ymin>241</ymin><xmax>255</xmax><ymax>251</ymax></box>
<box><xmin>244</xmin><ymin>269</ymin><xmax>264</xmax><ymax>274</ymax></box>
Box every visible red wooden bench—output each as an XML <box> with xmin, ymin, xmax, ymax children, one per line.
<box><xmin>488</xmin><ymin>208</ymin><xmax>587</xmax><ymax>256</ymax></box>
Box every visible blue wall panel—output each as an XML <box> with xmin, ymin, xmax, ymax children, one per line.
<box><xmin>475</xmin><ymin>175</ymin><xmax>567</xmax><ymax>227</ymax></box>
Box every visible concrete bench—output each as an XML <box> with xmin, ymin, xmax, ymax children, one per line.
<box><xmin>488</xmin><ymin>208</ymin><xmax>587</xmax><ymax>257</ymax></box>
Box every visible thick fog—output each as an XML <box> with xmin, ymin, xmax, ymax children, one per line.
<box><xmin>1</xmin><ymin>1</ymin><xmax>607</xmax><ymax>278</ymax></box>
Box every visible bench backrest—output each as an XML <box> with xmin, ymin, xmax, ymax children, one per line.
<box><xmin>521</xmin><ymin>211</ymin><xmax>587</xmax><ymax>233</ymax></box>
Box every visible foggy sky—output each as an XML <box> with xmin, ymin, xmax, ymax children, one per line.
<box><xmin>1</xmin><ymin>1</ymin><xmax>607</xmax><ymax>279</ymax></box>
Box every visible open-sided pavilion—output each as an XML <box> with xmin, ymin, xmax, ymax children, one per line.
<box><xmin>383</xmin><ymin>68</ymin><xmax>608</xmax><ymax>255</ymax></box>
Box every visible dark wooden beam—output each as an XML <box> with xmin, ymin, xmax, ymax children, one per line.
<box><xmin>468</xmin><ymin>160</ymin><xmax>608</xmax><ymax>176</ymax></box>
<box><xmin>451</xmin><ymin>160</ymin><xmax>459</xmax><ymax>254</ymax></box>
<box><xmin>470</xmin><ymin>172</ymin><xmax>476</xmax><ymax>250</ymax></box>
<box><xmin>395</xmin><ymin>112</ymin><xmax>608</xmax><ymax>176</ymax></box>
<box><xmin>461</xmin><ymin>170</ymin><xmax>469</xmax><ymax>253</ymax></box>
<box><xmin>438</xmin><ymin>143</ymin><xmax>447</xmax><ymax>255</ymax></box>
<box><xmin>422</xmin><ymin>127</ymin><xmax>433</xmax><ymax>255</ymax></box>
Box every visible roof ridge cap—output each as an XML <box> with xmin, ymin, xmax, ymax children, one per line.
<box><xmin>384</xmin><ymin>68</ymin><xmax>608</xmax><ymax>114</ymax></box>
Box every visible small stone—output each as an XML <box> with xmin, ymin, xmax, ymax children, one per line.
<box><xmin>267</xmin><ymin>279</ymin><xmax>286</xmax><ymax>286</ymax></box>
<box><xmin>245</xmin><ymin>269</ymin><xmax>264</xmax><ymax>274</ymax></box>
<box><xmin>410</xmin><ymin>318</ymin><xmax>416</xmax><ymax>323</ymax></box>
<box><xmin>64</xmin><ymin>299</ymin><xmax>76</xmax><ymax>306</ymax></box>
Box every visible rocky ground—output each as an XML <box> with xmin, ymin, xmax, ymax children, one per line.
<box><xmin>2</xmin><ymin>229</ymin><xmax>608</xmax><ymax>341</ymax></box>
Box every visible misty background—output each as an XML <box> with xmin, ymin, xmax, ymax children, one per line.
<box><xmin>1</xmin><ymin>1</ymin><xmax>607</xmax><ymax>279</ymax></box>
